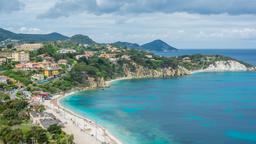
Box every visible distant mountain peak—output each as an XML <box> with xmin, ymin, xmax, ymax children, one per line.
<box><xmin>112</xmin><ymin>41</ymin><xmax>141</xmax><ymax>49</ymax></box>
<box><xmin>0</xmin><ymin>28</ymin><xmax>68</xmax><ymax>42</ymax></box>
<box><xmin>70</xmin><ymin>34</ymin><xmax>95</xmax><ymax>45</ymax></box>
<box><xmin>141</xmin><ymin>39</ymin><xmax>177</xmax><ymax>52</ymax></box>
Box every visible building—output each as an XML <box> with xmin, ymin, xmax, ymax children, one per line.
<box><xmin>57</xmin><ymin>49</ymin><xmax>77</xmax><ymax>54</ymax></box>
<box><xmin>0</xmin><ymin>57</ymin><xmax>7</xmax><ymax>65</ymax></box>
<box><xmin>84</xmin><ymin>51</ymin><xmax>95</xmax><ymax>58</ymax></box>
<box><xmin>31</xmin><ymin>74</ymin><xmax>44</xmax><ymax>82</ymax></box>
<box><xmin>0</xmin><ymin>76</ymin><xmax>8</xmax><ymax>84</ymax></box>
<box><xmin>145</xmin><ymin>54</ymin><xmax>153</xmax><ymax>59</ymax></box>
<box><xmin>15</xmin><ymin>62</ymin><xmax>55</xmax><ymax>71</ymax></box>
<box><xmin>182</xmin><ymin>57</ymin><xmax>192</xmax><ymax>63</ymax></box>
<box><xmin>107</xmin><ymin>45</ymin><xmax>119</xmax><ymax>52</ymax></box>
<box><xmin>15</xmin><ymin>43</ymin><xmax>43</xmax><ymax>51</ymax></box>
<box><xmin>30</xmin><ymin>111</ymin><xmax>61</xmax><ymax>129</ymax></box>
<box><xmin>57</xmin><ymin>59</ymin><xmax>68</xmax><ymax>65</ymax></box>
<box><xmin>99</xmin><ymin>53</ymin><xmax>115</xmax><ymax>59</ymax></box>
<box><xmin>38</xmin><ymin>54</ymin><xmax>54</xmax><ymax>62</ymax></box>
<box><xmin>12</xmin><ymin>51</ymin><xmax>30</xmax><ymax>63</ymax></box>
<box><xmin>121</xmin><ymin>55</ymin><xmax>131</xmax><ymax>60</ymax></box>
<box><xmin>0</xmin><ymin>51</ymin><xmax>13</xmax><ymax>59</ymax></box>
<box><xmin>0</xmin><ymin>51</ymin><xmax>29</xmax><ymax>63</ymax></box>
<box><xmin>75</xmin><ymin>51</ymin><xmax>95</xmax><ymax>60</ymax></box>
<box><xmin>43</xmin><ymin>66</ymin><xmax>60</xmax><ymax>77</ymax></box>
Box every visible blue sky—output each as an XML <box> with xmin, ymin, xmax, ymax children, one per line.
<box><xmin>1</xmin><ymin>0</ymin><xmax>256</xmax><ymax>49</ymax></box>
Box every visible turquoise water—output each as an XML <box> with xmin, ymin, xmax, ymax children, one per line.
<box><xmin>61</xmin><ymin>50</ymin><xmax>256</xmax><ymax>144</ymax></box>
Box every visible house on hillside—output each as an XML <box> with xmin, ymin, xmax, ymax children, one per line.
<box><xmin>12</xmin><ymin>51</ymin><xmax>30</xmax><ymax>63</ymax></box>
<box><xmin>0</xmin><ymin>76</ymin><xmax>8</xmax><ymax>84</ymax></box>
<box><xmin>99</xmin><ymin>53</ymin><xmax>115</xmax><ymax>59</ymax></box>
<box><xmin>43</xmin><ymin>66</ymin><xmax>60</xmax><ymax>77</ymax></box>
<box><xmin>31</xmin><ymin>74</ymin><xmax>44</xmax><ymax>82</ymax></box>
<box><xmin>57</xmin><ymin>49</ymin><xmax>77</xmax><ymax>54</ymax></box>
<box><xmin>58</xmin><ymin>59</ymin><xmax>68</xmax><ymax>65</ymax></box>
<box><xmin>15</xmin><ymin>43</ymin><xmax>43</xmax><ymax>51</ymax></box>
<box><xmin>0</xmin><ymin>57</ymin><xmax>7</xmax><ymax>65</ymax></box>
<box><xmin>0</xmin><ymin>51</ymin><xmax>29</xmax><ymax>63</ymax></box>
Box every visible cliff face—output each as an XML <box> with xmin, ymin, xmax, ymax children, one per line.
<box><xmin>86</xmin><ymin>64</ymin><xmax>190</xmax><ymax>88</ymax></box>
<box><xmin>123</xmin><ymin>64</ymin><xmax>189</xmax><ymax>79</ymax></box>
<box><xmin>193</xmin><ymin>60</ymin><xmax>253</xmax><ymax>73</ymax></box>
<box><xmin>86</xmin><ymin>60</ymin><xmax>255</xmax><ymax>88</ymax></box>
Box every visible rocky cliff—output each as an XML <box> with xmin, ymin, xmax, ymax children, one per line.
<box><xmin>192</xmin><ymin>60</ymin><xmax>254</xmax><ymax>73</ymax></box>
<box><xmin>123</xmin><ymin>64</ymin><xmax>189</xmax><ymax>79</ymax></box>
<box><xmin>84</xmin><ymin>59</ymin><xmax>255</xmax><ymax>88</ymax></box>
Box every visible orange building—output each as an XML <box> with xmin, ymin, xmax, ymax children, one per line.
<box><xmin>43</xmin><ymin>67</ymin><xmax>60</xmax><ymax>77</ymax></box>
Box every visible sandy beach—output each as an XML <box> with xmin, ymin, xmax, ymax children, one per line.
<box><xmin>43</xmin><ymin>79</ymin><xmax>124</xmax><ymax>144</ymax></box>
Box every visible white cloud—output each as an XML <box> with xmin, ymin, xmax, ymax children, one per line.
<box><xmin>18</xmin><ymin>27</ymin><xmax>42</xmax><ymax>34</ymax></box>
<box><xmin>39</xmin><ymin>0</ymin><xmax>256</xmax><ymax>18</ymax></box>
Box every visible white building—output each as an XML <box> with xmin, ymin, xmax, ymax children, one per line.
<box><xmin>57</xmin><ymin>49</ymin><xmax>77</xmax><ymax>54</ymax></box>
<box><xmin>0</xmin><ymin>76</ymin><xmax>8</xmax><ymax>84</ymax></box>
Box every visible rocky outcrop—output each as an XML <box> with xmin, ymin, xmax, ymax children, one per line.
<box><xmin>193</xmin><ymin>60</ymin><xmax>252</xmax><ymax>73</ymax></box>
<box><xmin>123</xmin><ymin>64</ymin><xmax>189</xmax><ymax>79</ymax></box>
<box><xmin>86</xmin><ymin>60</ymin><xmax>255</xmax><ymax>88</ymax></box>
<box><xmin>248</xmin><ymin>67</ymin><xmax>256</xmax><ymax>71</ymax></box>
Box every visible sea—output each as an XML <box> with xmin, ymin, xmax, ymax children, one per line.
<box><xmin>60</xmin><ymin>49</ymin><xmax>256</xmax><ymax>144</ymax></box>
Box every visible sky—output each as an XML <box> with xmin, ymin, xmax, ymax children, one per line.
<box><xmin>1</xmin><ymin>0</ymin><xmax>256</xmax><ymax>49</ymax></box>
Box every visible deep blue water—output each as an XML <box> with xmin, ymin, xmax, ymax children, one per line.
<box><xmin>61</xmin><ymin>50</ymin><xmax>256</xmax><ymax>144</ymax></box>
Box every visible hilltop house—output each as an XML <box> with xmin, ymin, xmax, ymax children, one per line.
<box><xmin>75</xmin><ymin>51</ymin><xmax>95</xmax><ymax>60</ymax></box>
<box><xmin>15</xmin><ymin>62</ymin><xmax>56</xmax><ymax>70</ymax></box>
<box><xmin>0</xmin><ymin>76</ymin><xmax>8</xmax><ymax>84</ymax></box>
<box><xmin>0</xmin><ymin>57</ymin><xmax>7</xmax><ymax>65</ymax></box>
<box><xmin>38</xmin><ymin>54</ymin><xmax>55</xmax><ymax>62</ymax></box>
<box><xmin>16</xmin><ymin>62</ymin><xmax>61</xmax><ymax>78</ymax></box>
<box><xmin>43</xmin><ymin>66</ymin><xmax>60</xmax><ymax>77</ymax></box>
<box><xmin>0</xmin><ymin>51</ymin><xmax>12</xmax><ymax>59</ymax></box>
<box><xmin>99</xmin><ymin>53</ymin><xmax>115</xmax><ymax>59</ymax></box>
<box><xmin>57</xmin><ymin>49</ymin><xmax>77</xmax><ymax>54</ymax></box>
<box><xmin>15</xmin><ymin>43</ymin><xmax>43</xmax><ymax>51</ymax></box>
<box><xmin>12</xmin><ymin>51</ymin><xmax>30</xmax><ymax>63</ymax></box>
<box><xmin>0</xmin><ymin>51</ymin><xmax>29</xmax><ymax>63</ymax></box>
<box><xmin>121</xmin><ymin>55</ymin><xmax>131</xmax><ymax>60</ymax></box>
<box><xmin>57</xmin><ymin>59</ymin><xmax>68</xmax><ymax>65</ymax></box>
<box><xmin>31</xmin><ymin>74</ymin><xmax>44</xmax><ymax>82</ymax></box>
<box><xmin>107</xmin><ymin>45</ymin><xmax>119</xmax><ymax>52</ymax></box>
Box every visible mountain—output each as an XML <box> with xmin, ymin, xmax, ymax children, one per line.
<box><xmin>18</xmin><ymin>32</ymin><xmax>69</xmax><ymax>42</ymax></box>
<box><xmin>112</xmin><ymin>41</ymin><xmax>141</xmax><ymax>49</ymax></box>
<box><xmin>0</xmin><ymin>28</ymin><xmax>68</xmax><ymax>42</ymax></box>
<box><xmin>141</xmin><ymin>39</ymin><xmax>177</xmax><ymax>52</ymax></box>
<box><xmin>70</xmin><ymin>34</ymin><xmax>95</xmax><ymax>45</ymax></box>
<box><xmin>113</xmin><ymin>40</ymin><xmax>177</xmax><ymax>52</ymax></box>
<box><xmin>0</xmin><ymin>28</ymin><xmax>20</xmax><ymax>41</ymax></box>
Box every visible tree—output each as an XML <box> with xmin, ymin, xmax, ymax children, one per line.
<box><xmin>26</xmin><ymin>126</ymin><xmax>48</xmax><ymax>144</ymax></box>
<box><xmin>47</xmin><ymin>124</ymin><xmax>62</xmax><ymax>136</ymax></box>
<box><xmin>7</xmin><ymin>129</ymin><xmax>23</xmax><ymax>144</ymax></box>
<box><xmin>7</xmin><ymin>99</ymin><xmax>28</xmax><ymax>111</ymax></box>
<box><xmin>0</xmin><ymin>127</ymin><xmax>24</xmax><ymax>144</ymax></box>
<box><xmin>0</xmin><ymin>126</ymin><xmax>11</xmax><ymax>143</ymax></box>
<box><xmin>0</xmin><ymin>92</ymin><xmax>10</xmax><ymax>102</ymax></box>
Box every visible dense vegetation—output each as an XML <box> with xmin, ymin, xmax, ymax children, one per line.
<box><xmin>3</xmin><ymin>70</ymin><xmax>33</xmax><ymax>86</ymax></box>
<box><xmin>70</xmin><ymin>34</ymin><xmax>96</xmax><ymax>45</ymax></box>
<box><xmin>0</xmin><ymin>95</ymin><xmax>73</xmax><ymax>144</ymax></box>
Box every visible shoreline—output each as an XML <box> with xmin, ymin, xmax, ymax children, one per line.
<box><xmin>43</xmin><ymin>78</ymin><xmax>127</xmax><ymax>144</ymax></box>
